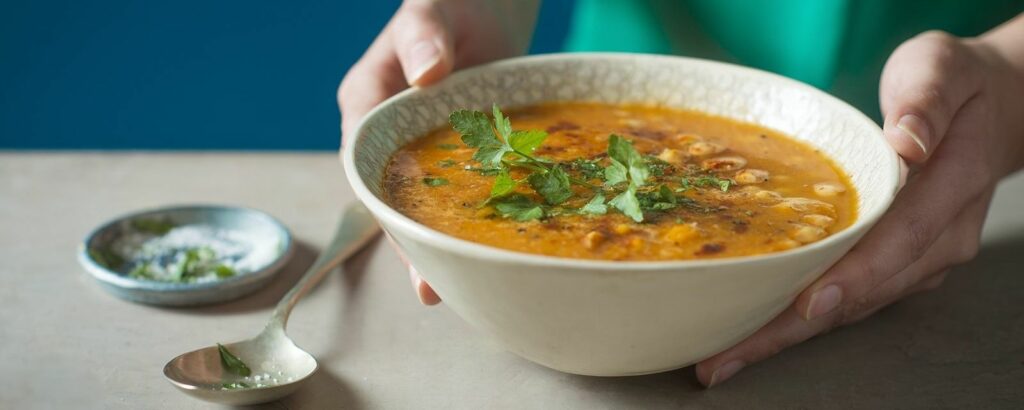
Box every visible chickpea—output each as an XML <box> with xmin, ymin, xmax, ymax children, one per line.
<box><xmin>688</xmin><ymin>141</ymin><xmax>726</xmax><ymax>156</ymax></box>
<box><xmin>753</xmin><ymin>189</ymin><xmax>783</xmax><ymax>204</ymax></box>
<box><xmin>802</xmin><ymin>214</ymin><xmax>836</xmax><ymax>228</ymax></box>
<box><xmin>813</xmin><ymin>182</ymin><xmax>847</xmax><ymax>197</ymax></box>
<box><xmin>656</xmin><ymin>148</ymin><xmax>686</xmax><ymax>165</ymax></box>
<box><xmin>772</xmin><ymin>197</ymin><xmax>837</xmax><ymax>217</ymax></box>
<box><xmin>613</xmin><ymin>224</ymin><xmax>632</xmax><ymax>235</ymax></box>
<box><xmin>582</xmin><ymin>231</ymin><xmax>605</xmax><ymax>250</ymax></box>
<box><xmin>669</xmin><ymin>133</ymin><xmax>702</xmax><ymax>145</ymax></box>
<box><xmin>701</xmin><ymin>156</ymin><xmax>748</xmax><ymax>171</ymax></box>
<box><xmin>734</xmin><ymin>168</ymin><xmax>770</xmax><ymax>184</ymax></box>
<box><xmin>663</xmin><ymin>224</ymin><xmax>698</xmax><ymax>243</ymax></box>
<box><xmin>791</xmin><ymin>224</ymin><xmax>827</xmax><ymax>244</ymax></box>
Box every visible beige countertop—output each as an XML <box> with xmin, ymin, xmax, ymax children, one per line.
<box><xmin>1</xmin><ymin>152</ymin><xmax>1022</xmax><ymax>409</ymax></box>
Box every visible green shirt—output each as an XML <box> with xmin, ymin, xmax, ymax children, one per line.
<box><xmin>566</xmin><ymin>0</ymin><xmax>1022</xmax><ymax>121</ymax></box>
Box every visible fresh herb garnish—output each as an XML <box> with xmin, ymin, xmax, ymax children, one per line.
<box><xmin>565</xmin><ymin>158</ymin><xmax>605</xmax><ymax>180</ymax></box>
<box><xmin>492</xmin><ymin>194</ymin><xmax>545</xmax><ymax>221</ymax></box>
<box><xmin>217</xmin><ymin>343</ymin><xmax>252</xmax><ymax>377</ymax></box>
<box><xmin>580</xmin><ymin>193</ymin><xmax>608</xmax><ymax>215</ymax></box>
<box><xmin>436</xmin><ymin>159</ymin><xmax>456</xmax><ymax>168</ymax></box>
<box><xmin>221</xmin><ymin>382</ymin><xmax>251</xmax><ymax>390</ymax></box>
<box><xmin>422</xmin><ymin>177</ymin><xmax>449</xmax><ymax>187</ymax></box>
<box><xmin>447</xmin><ymin>105</ymin><xmax>723</xmax><ymax>223</ymax></box>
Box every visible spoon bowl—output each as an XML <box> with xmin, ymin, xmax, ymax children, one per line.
<box><xmin>163</xmin><ymin>203</ymin><xmax>379</xmax><ymax>405</ymax></box>
<box><xmin>164</xmin><ymin>328</ymin><xmax>316</xmax><ymax>405</ymax></box>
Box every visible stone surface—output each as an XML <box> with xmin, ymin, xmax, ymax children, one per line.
<box><xmin>1</xmin><ymin>152</ymin><xmax>1021</xmax><ymax>409</ymax></box>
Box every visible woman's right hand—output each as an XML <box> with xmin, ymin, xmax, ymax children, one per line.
<box><xmin>338</xmin><ymin>0</ymin><xmax>539</xmax><ymax>305</ymax></box>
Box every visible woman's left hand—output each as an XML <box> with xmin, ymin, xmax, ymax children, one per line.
<box><xmin>696</xmin><ymin>17</ymin><xmax>1024</xmax><ymax>387</ymax></box>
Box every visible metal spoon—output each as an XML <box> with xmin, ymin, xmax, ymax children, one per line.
<box><xmin>163</xmin><ymin>203</ymin><xmax>379</xmax><ymax>405</ymax></box>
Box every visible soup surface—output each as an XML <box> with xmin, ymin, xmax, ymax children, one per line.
<box><xmin>383</xmin><ymin>102</ymin><xmax>856</xmax><ymax>261</ymax></box>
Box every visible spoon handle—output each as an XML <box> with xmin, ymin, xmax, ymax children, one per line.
<box><xmin>266</xmin><ymin>202</ymin><xmax>380</xmax><ymax>332</ymax></box>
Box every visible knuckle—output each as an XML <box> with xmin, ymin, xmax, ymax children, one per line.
<box><xmin>902</xmin><ymin>213</ymin><xmax>934</xmax><ymax>260</ymax></box>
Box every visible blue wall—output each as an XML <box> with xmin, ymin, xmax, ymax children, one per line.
<box><xmin>0</xmin><ymin>1</ymin><xmax>573</xmax><ymax>150</ymax></box>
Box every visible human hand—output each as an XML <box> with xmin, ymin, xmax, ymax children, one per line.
<box><xmin>338</xmin><ymin>0</ymin><xmax>539</xmax><ymax>305</ymax></box>
<box><xmin>696</xmin><ymin>19</ymin><xmax>1024</xmax><ymax>387</ymax></box>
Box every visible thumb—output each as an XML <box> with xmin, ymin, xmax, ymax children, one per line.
<box><xmin>391</xmin><ymin>0</ymin><xmax>456</xmax><ymax>87</ymax></box>
<box><xmin>879</xmin><ymin>31</ymin><xmax>981</xmax><ymax>163</ymax></box>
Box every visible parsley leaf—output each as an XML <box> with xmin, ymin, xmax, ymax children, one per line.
<box><xmin>565</xmin><ymin>158</ymin><xmax>604</xmax><ymax>180</ymax></box>
<box><xmin>686</xmin><ymin>175</ymin><xmax>733</xmax><ymax>192</ymax></box>
<box><xmin>580</xmin><ymin>193</ymin><xmax>608</xmax><ymax>215</ymax></box>
<box><xmin>450</xmin><ymin>109</ymin><xmax>509</xmax><ymax>168</ymax></box>
<box><xmin>508</xmin><ymin>130</ymin><xmax>548</xmax><ymax>154</ymax></box>
<box><xmin>423</xmin><ymin>177</ymin><xmax>449</xmax><ymax>186</ymax></box>
<box><xmin>609</xmin><ymin>185</ymin><xmax>643</xmax><ymax>222</ymax></box>
<box><xmin>638</xmin><ymin>185</ymin><xmax>678</xmax><ymax>211</ymax></box>
<box><xmin>492</xmin><ymin>194</ymin><xmax>545</xmax><ymax>221</ymax></box>
<box><xmin>528</xmin><ymin>166</ymin><xmax>572</xmax><ymax>205</ymax></box>
<box><xmin>490</xmin><ymin>169</ymin><xmax>516</xmax><ymax>198</ymax></box>
<box><xmin>492</xmin><ymin>104</ymin><xmax>512</xmax><ymax>140</ymax></box>
<box><xmin>607</xmin><ymin>134</ymin><xmax>650</xmax><ymax>186</ymax></box>
<box><xmin>604</xmin><ymin>159</ymin><xmax>628</xmax><ymax>186</ymax></box>
<box><xmin>217</xmin><ymin>343</ymin><xmax>252</xmax><ymax>377</ymax></box>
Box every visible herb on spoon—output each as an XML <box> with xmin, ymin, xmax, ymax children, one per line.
<box><xmin>217</xmin><ymin>343</ymin><xmax>252</xmax><ymax>377</ymax></box>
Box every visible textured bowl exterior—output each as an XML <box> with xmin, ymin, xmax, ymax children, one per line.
<box><xmin>344</xmin><ymin>53</ymin><xmax>900</xmax><ymax>376</ymax></box>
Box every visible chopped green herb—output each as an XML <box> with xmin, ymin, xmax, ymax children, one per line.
<box><xmin>527</xmin><ymin>166</ymin><xmax>572</xmax><ymax>205</ymax></box>
<box><xmin>436</xmin><ymin>143</ymin><xmax>460</xmax><ymax>150</ymax></box>
<box><xmin>436</xmin><ymin>159</ymin><xmax>456</xmax><ymax>168</ymax></box>
<box><xmin>580</xmin><ymin>193</ymin><xmax>608</xmax><ymax>215</ymax></box>
<box><xmin>565</xmin><ymin>158</ymin><xmax>604</xmax><ymax>180</ymax></box>
<box><xmin>128</xmin><ymin>263</ymin><xmax>154</xmax><ymax>280</ymax></box>
<box><xmin>492</xmin><ymin>194</ymin><xmax>545</xmax><ymax>221</ymax></box>
<box><xmin>489</xmin><ymin>168</ymin><xmax>516</xmax><ymax>199</ymax></box>
<box><xmin>422</xmin><ymin>177</ymin><xmax>449</xmax><ymax>187</ymax></box>
<box><xmin>217</xmin><ymin>343</ymin><xmax>252</xmax><ymax>377</ymax></box>
<box><xmin>609</xmin><ymin>185</ymin><xmax>643</xmax><ymax>222</ymax></box>
<box><xmin>221</xmin><ymin>382</ymin><xmax>251</xmax><ymax>390</ymax></box>
<box><xmin>644</xmin><ymin>155</ymin><xmax>673</xmax><ymax>177</ymax></box>
<box><xmin>214</xmin><ymin>264</ymin><xmax>236</xmax><ymax>278</ymax></box>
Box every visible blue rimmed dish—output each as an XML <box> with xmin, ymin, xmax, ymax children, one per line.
<box><xmin>78</xmin><ymin>205</ymin><xmax>294</xmax><ymax>306</ymax></box>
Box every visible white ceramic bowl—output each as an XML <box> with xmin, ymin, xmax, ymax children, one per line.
<box><xmin>343</xmin><ymin>53</ymin><xmax>900</xmax><ymax>376</ymax></box>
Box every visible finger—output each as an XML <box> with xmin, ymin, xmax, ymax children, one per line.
<box><xmin>409</xmin><ymin>266</ymin><xmax>442</xmax><ymax>306</ymax></box>
<box><xmin>384</xmin><ymin>233</ymin><xmax>442</xmax><ymax>306</ymax></box>
<box><xmin>337</xmin><ymin>36</ymin><xmax>408</xmax><ymax>143</ymax></box>
<box><xmin>696</xmin><ymin>202</ymin><xmax>975</xmax><ymax>388</ymax></box>
<box><xmin>839</xmin><ymin>188</ymin><xmax>992</xmax><ymax>323</ymax></box>
<box><xmin>695</xmin><ymin>306</ymin><xmax>837</xmax><ymax>387</ymax></box>
<box><xmin>879</xmin><ymin>31</ymin><xmax>982</xmax><ymax>162</ymax></box>
<box><xmin>391</xmin><ymin>0</ymin><xmax>455</xmax><ymax>86</ymax></box>
<box><xmin>796</xmin><ymin>96</ymin><xmax>991</xmax><ymax>321</ymax></box>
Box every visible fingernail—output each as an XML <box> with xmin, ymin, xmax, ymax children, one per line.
<box><xmin>895</xmin><ymin>114</ymin><xmax>929</xmax><ymax>156</ymax></box>
<box><xmin>405</xmin><ymin>40</ymin><xmax>441</xmax><ymax>85</ymax></box>
<box><xmin>805</xmin><ymin>284</ymin><xmax>843</xmax><ymax>320</ymax></box>
<box><xmin>409</xmin><ymin>266</ymin><xmax>428</xmax><ymax>305</ymax></box>
<box><xmin>708</xmin><ymin>360</ymin><xmax>745</xmax><ymax>387</ymax></box>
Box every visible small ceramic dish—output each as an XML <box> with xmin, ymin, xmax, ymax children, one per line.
<box><xmin>79</xmin><ymin>205</ymin><xmax>294</xmax><ymax>306</ymax></box>
<box><xmin>344</xmin><ymin>53</ymin><xmax>901</xmax><ymax>376</ymax></box>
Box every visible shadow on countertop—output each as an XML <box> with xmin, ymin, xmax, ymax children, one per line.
<box><xmin>556</xmin><ymin>233</ymin><xmax>1024</xmax><ymax>408</ymax></box>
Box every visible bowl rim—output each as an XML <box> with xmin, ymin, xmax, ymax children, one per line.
<box><xmin>343</xmin><ymin>52</ymin><xmax>901</xmax><ymax>270</ymax></box>
<box><xmin>78</xmin><ymin>204</ymin><xmax>294</xmax><ymax>293</ymax></box>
